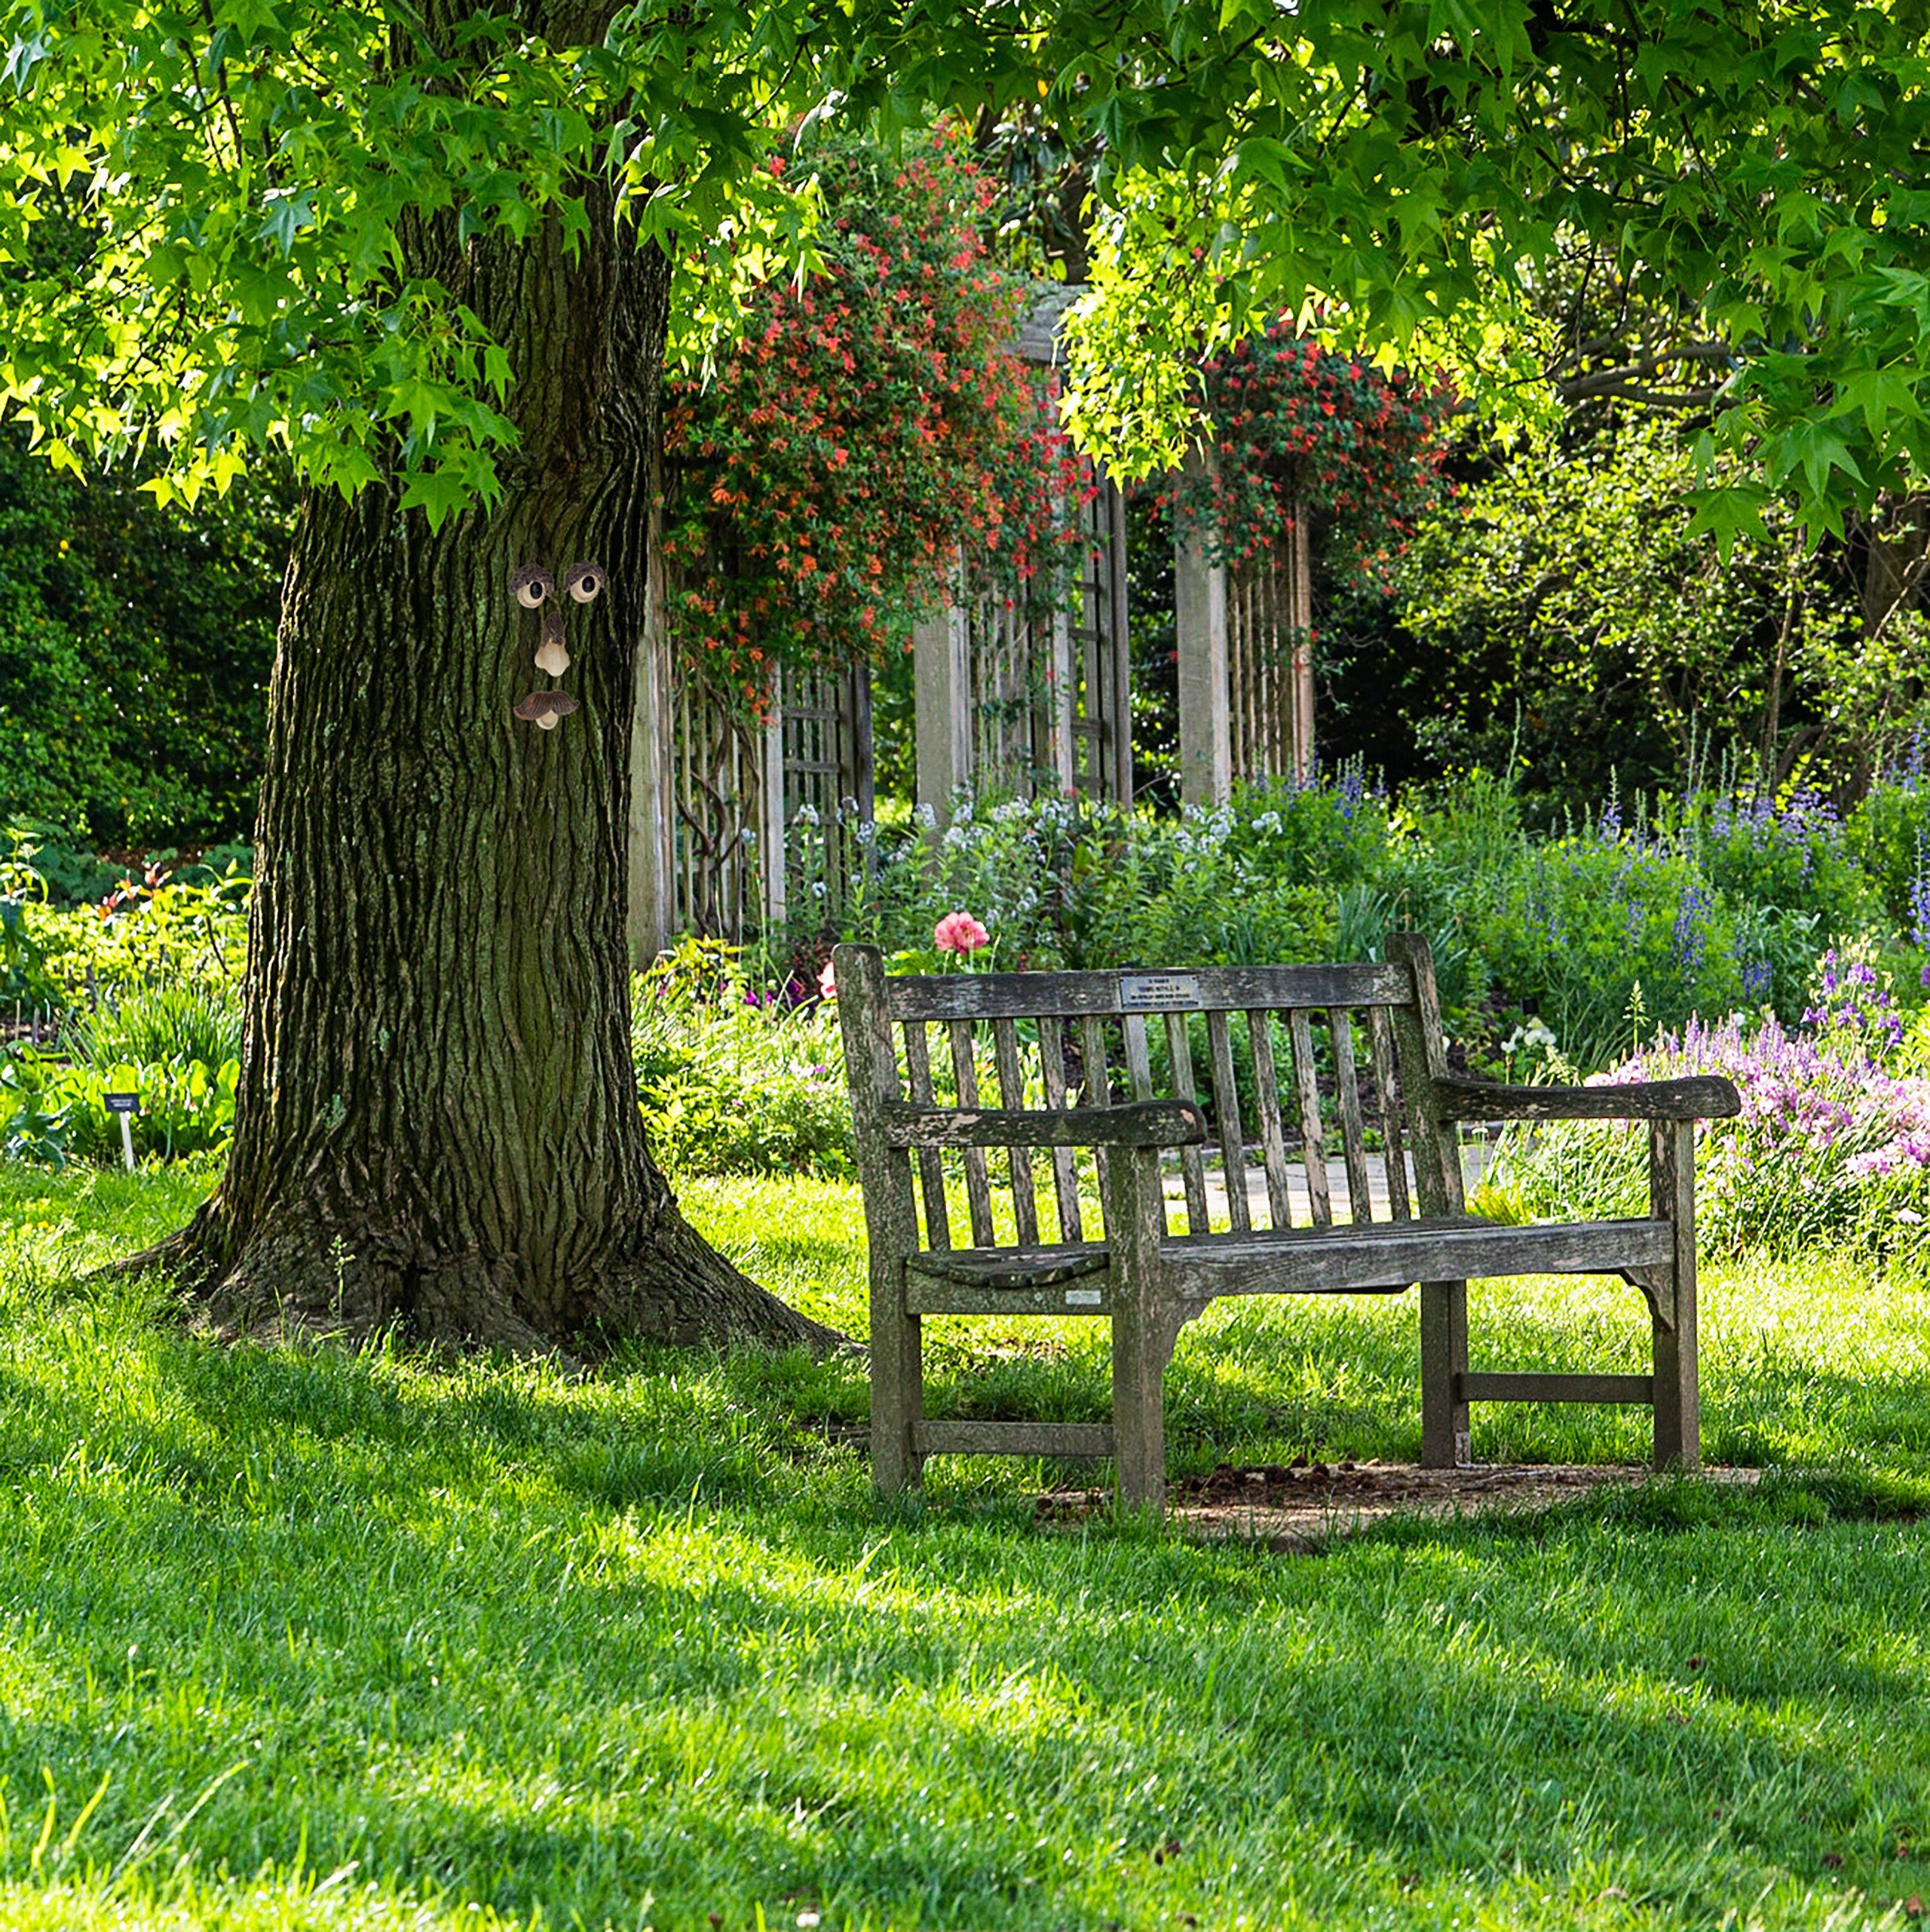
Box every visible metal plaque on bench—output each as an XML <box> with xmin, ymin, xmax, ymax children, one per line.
<box><xmin>1117</xmin><ymin>972</ymin><xmax>1199</xmax><ymax>1012</ymax></box>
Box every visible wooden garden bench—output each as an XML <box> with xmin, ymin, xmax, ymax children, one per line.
<box><xmin>834</xmin><ymin>934</ymin><xmax>1740</xmax><ymax>1511</ymax></box>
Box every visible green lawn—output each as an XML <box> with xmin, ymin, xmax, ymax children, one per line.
<box><xmin>3</xmin><ymin>1162</ymin><xmax>1930</xmax><ymax>1930</ymax></box>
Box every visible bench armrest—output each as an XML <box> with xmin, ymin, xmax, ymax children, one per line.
<box><xmin>1430</xmin><ymin>1072</ymin><xmax>1741</xmax><ymax>1123</ymax></box>
<box><xmin>882</xmin><ymin>1098</ymin><xmax>1208</xmax><ymax>1150</ymax></box>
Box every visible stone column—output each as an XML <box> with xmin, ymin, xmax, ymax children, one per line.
<box><xmin>626</xmin><ymin>494</ymin><xmax>675</xmax><ymax>968</ymax></box>
<box><xmin>914</xmin><ymin>582</ymin><xmax>973</xmax><ymax>823</ymax></box>
<box><xmin>1174</xmin><ymin>486</ymin><xmax>1230</xmax><ymax>808</ymax></box>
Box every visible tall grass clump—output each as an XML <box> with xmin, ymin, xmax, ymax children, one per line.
<box><xmin>66</xmin><ymin>978</ymin><xmax>244</xmax><ymax>1071</ymax></box>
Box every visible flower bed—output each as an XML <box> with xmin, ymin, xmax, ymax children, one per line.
<box><xmin>1493</xmin><ymin>975</ymin><xmax>1930</xmax><ymax>1270</ymax></box>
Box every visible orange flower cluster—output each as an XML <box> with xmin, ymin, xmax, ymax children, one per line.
<box><xmin>661</xmin><ymin>136</ymin><xmax>1088</xmax><ymax>713</ymax></box>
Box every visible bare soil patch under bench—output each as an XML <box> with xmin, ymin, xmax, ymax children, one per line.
<box><xmin>1037</xmin><ymin>1459</ymin><xmax>1764</xmax><ymax>1549</ymax></box>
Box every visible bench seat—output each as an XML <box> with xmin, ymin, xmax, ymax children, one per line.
<box><xmin>905</xmin><ymin>1215</ymin><xmax>1676</xmax><ymax>1314</ymax></box>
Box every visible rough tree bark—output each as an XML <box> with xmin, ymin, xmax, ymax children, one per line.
<box><xmin>140</xmin><ymin>5</ymin><xmax>837</xmax><ymax>1356</ymax></box>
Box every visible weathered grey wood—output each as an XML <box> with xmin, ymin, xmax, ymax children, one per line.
<box><xmin>1433</xmin><ymin>1072</ymin><xmax>1742</xmax><ymax>1123</ymax></box>
<box><xmin>1123</xmin><ymin>1010</ymin><xmax>1154</xmax><ymax>1096</ymax></box>
<box><xmin>1100</xmin><ymin>1139</ymin><xmax>1174</xmax><ymax>1513</ymax></box>
<box><xmin>834</xmin><ymin>943</ymin><xmax>924</xmax><ymax>1495</ymax></box>
<box><xmin>1368</xmin><ymin>1005</ymin><xmax>1413</xmax><ymax>1222</ymax></box>
<box><xmin>907</xmin><ymin>1277</ymin><xmax>1114</xmax><ymax>1316</ymax></box>
<box><xmin>1205</xmin><ymin>1009</ymin><xmax>1251</xmax><ymax>1234</ymax></box>
<box><xmin>1163</xmin><ymin>1011</ymin><xmax>1214</xmax><ymax>1234</ymax></box>
<box><xmin>883</xmin><ymin>1099</ymin><xmax>1206</xmax><ymax>1150</ymax></box>
<box><xmin>907</xmin><ymin>1241</ymin><xmax>1108</xmax><ymax>1287</ymax></box>
<box><xmin>1247</xmin><ymin>1010</ymin><xmax>1297</xmax><ymax>1231</ymax></box>
<box><xmin>886</xmin><ymin>961</ymin><xmax>1412</xmax><ymax>1022</ymax></box>
<box><xmin>913</xmin><ymin>1420</ymin><xmax>1117</xmax><ymax>1457</ymax></box>
<box><xmin>1385</xmin><ymin>934</ymin><xmax>1471</xmax><ymax>1467</ymax></box>
<box><xmin>1420</xmin><ymin>1270</ymin><xmax>1472</xmax><ymax>1467</ymax></box>
<box><xmin>992</xmin><ymin>1017</ymin><xmax>1040</xmax><ymax>1246</ymax></box>
<box><xmin>1330</xmin><ymin>1008</ymin><xmax>1374</xmax><ymax>1223</ymax></box>
<box><xmin>1287</xmin><ymin>1007</ymin><xmax>1332</xmax><ymax>1227</ymax></box>
<box><xmin>841</xmin><ymin>934</ymin><xmax>1724</xmax><ymax>1501</ymax></box>
<box><xmin>948</xmin><ymin>1018</ymin><xmax>997</xmax><ymax>1247</ymax></box>
<box><xmin>1458</xmin><ymin>1372</ymin><xmax>1656</xmax><ymax>1406</ymax></box>
<box><xmin>1650</xmin><ymin>1118</ymin><xmax>1702</xmax><ymax>1470</ymax></box>
<box><xmin>899</xmin><ymin>1020</ymin><xmax>951</xmax><ymax>1252</ymax></box>
<box><xmin>1154</xmin><ymin>1216</ymin><xmax>1674</xmax><ymax>1299</ymax></box>
<box><xmin>1080</xmin><ymin>1012</ymin><xmax>1114</xmax><ymax>1213</ymax></box>
<box><xmin>1036</xmin><ymin>1014</ymin><xmax>1085</xmax><ymax>1243</ymax></box>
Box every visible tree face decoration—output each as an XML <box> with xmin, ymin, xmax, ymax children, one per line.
<box><xmin>512</xmin><ymin>561</ymin><xmax>605</xmax><ymax>728</ymax></box>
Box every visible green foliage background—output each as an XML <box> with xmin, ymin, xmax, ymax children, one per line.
<box><xmin>0</xmin><ymin>432</ymin><xmax>286</xmax><ymax>847</ymax></box>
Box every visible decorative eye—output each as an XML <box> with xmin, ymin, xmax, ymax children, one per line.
<box><xmin>565</xmin><ymin>562</ymin><xmax>606</xmax><ymax>604</ymax></box>
<box><xmin>511</xmin><ymin>563</ymin><xmax>556</xmax><ymax>609</ymax></box>
<box><xmin>513</xmin><ymin>689</ymin><xmax>581</xmax><ymax>728</ymax></box>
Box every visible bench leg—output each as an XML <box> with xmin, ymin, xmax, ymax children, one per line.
<box><xmin>1111</xmin><ymin>1293</ymin><xmax>1168</xmax><ymax>1513</ymax></box>
<box><xmin>870</xmin><ymin>1269</ymin><xmax>923</xmax><ymax>1497</ymax></box>
<box><xmin>1650</xmin><ymin>1122</ymin><xmax>1701</xmax><ymax>1471</ymax></box>
<box><xmin>1100</xmin><ymin>1145</ymin><xmax>1172</xmax><ymax>1514</ymax></box>
<box><xmin>1420</xmin><ymin>1278</ymin><xmax>1470</xmax><ymax>1467</ymax></box>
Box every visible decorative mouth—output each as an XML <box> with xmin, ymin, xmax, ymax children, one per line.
<box><xmin>513</xmin><ymin>689</ymin><xmax>581</xmax><ymax>730</ymax></box>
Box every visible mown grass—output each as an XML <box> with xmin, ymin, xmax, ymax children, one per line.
<box><xmin>3</xmin><ymin>1161</ymin><xmax>1930</xmax><ymax>1930</ymax></box>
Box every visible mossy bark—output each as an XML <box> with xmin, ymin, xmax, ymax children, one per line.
<box><xmin>142</xmin><ymin>30</ymin><xmax>837</xmax><ymax>1356</ymax></box>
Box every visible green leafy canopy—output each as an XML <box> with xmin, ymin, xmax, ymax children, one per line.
<box><xmin>0</xmin><ymin>0</ymin><xmax>1925</xmax><ymax>536</ymax></box>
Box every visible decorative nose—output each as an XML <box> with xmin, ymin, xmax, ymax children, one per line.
<box><xmin>535</xmin><ymin>608</ymin><xmax>569</xmax><ymax>677</ymax></box>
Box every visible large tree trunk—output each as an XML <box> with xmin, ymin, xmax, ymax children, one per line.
<box><xmin>146</xmin><ymin>48</ymin><xmax>834</xmax><ymax>1356</ymax></box>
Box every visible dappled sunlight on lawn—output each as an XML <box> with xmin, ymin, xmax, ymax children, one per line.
<box><xmin>0</xmin><ymin>1167</ymin><xmax>1928</xmax><ymax>1927</ymax></box>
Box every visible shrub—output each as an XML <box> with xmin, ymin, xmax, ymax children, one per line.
<box><xmin>1846</xmin><ymin>773</ymin><xmax>1930</xmax><ymax>932</ymax></box>
<box><xmin>631</xmin><ymin>939</ymin><xmax>853</xmax><ymax>1180</ymax></box>
<box><xmin>0</xmin><ymin>1047</ymin><xmax>239</xmax><ymax>1165</ymax></box>
<box><xmin>12</xmin><ymin>858</ymin><xmax>249</xmax><ymax>1011</ymax></box>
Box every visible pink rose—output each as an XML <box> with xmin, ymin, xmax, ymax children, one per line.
<box><xmin>933</xmin><ymin>911</ymin><xmax>990</xmax><ymax>955</ymax></box>
<box><xmin>817</xmin><ymin>957</ymin><xmax>838</xmax><ymax>1001</ymax></box>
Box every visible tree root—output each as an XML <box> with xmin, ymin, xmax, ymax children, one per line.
<box><xmin>112</xmin><ymin>1194</ymin><xmax>853</xmax><ymax>1361</ymax></box>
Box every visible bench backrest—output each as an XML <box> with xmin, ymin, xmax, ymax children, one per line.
<box><xmin>836</xmin><ymin>935</ymin><xmax>1466</xmax><ymax>1256</ymax></box>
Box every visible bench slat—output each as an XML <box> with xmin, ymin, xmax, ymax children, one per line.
<box><xmin>948</xmin><ymin>1019</ymin><xmax>997</xmax><ymax>1247</ymax></box>
<box><xmin>1247</xmin><ymin>1010</ymin><xmax>1297</xmax><ymax>1231</ymax></box>
<box><xmin>913</xmin><ymin>1420</ymin><xmax>1115</xmax><ymax>1458</ymax></box>
<box><xmin>1369</xmin><ymin>1005</ymin><xmax>1413</xmax><ymax>1221</ymax></box>
<box><xmin>1331</xmin><ymin>1009</ymin><xmax>1374</xmax><ymax>1224</ymax></box>
<box><xmin>885</xmin><ymin>961</ymin><xmax>1414</xmax><ymax>1021</ymax></box>
<box><xmin>901</xmin><ymin>1020</ymin><xmax>951</xmax><ymax>1251</ymax></box>
<box><xmin>908</xmin><ymin>1241</ymin><xmax>1109</xmax><ymax>1287</ymax></box>
<box><xmin>1205</xmin><ymin>1009</ymin><xmax>1251</xmax><ymax>1233</ymax></box>
<box><xmin>1079</xmin><ymin>1012</ymin><xmax>1114</xmax><ymax>1223</ymax></box>
<box><xmin>902</xmin><ymin>1216</ymin><xmax>1674</xmax><ymax>1311</ymax></box>
<box><xmin>1288</xmin><ymin>1008</ymin><xmax>1333</xmax><ymax>1227</ymax></box>
<box><xmin>1163</xmin><ymin>1011</ymin><xmax>1213</xmax><ymax>1235</ymax></box>
<box><xmin>1459</xmin><ymin>1372</ymin><xmax>1655</xmax><ymax>1406</ymax></box>
<box><xmin>1163</xmin><ymin>1216</ymin><xmax>1674</xmax><ymax>1299</ymax></box>
<box><xmin>1037</xmin><ymin>1014</ymin><xmax>1085</xmax><ymax>1244</ymax></box>
<box><xmin>993</xmin><ymin>1017</ymin><xmax>1040</xmax><ymax>1246</ymax></box>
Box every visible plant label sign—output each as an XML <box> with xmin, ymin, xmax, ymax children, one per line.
<box><xmin>104</xmin><ymin>1090</ymin><xmax>139</xmax><ymax>1172</ymax></box>
<box><xmin>1117</xmin><ymin>973</ymin><xmax>1199</xmax><ymax>1012</ymax></box>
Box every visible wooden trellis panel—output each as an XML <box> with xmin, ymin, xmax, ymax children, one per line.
<box><xmin>1225</xmin><ymin>515</ymin><xmax>1313</xmax><ymax>785</ymax></box>
<box><xmin>660</xmin><ymin>663</ymin><xmax>872</xmax><ymax>948</ymax></box>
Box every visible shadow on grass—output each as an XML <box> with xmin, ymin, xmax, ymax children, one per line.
<box><xmin>7</xmin><ymin>1274</ymin><xmax>1930</xmax><ymax>1927</ymax></box>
